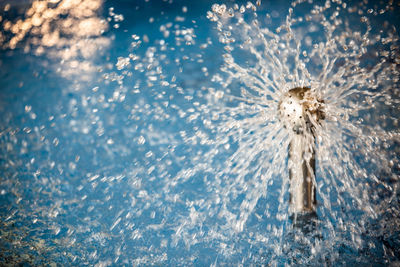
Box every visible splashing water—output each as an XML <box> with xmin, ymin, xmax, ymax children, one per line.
<box><xmin>0</xmin><ymin>0</ymin><xmax>399</xmax><ymax>265</ymax></box>
<box><xmin>203</xmin><ymin>0</ymin><xmax>400</xmax><ymax>263</ymax></box>
<box><xmin>202</xmin><ymin>0</ymin><xmax>400</xmax><ymax>263</ymax></box>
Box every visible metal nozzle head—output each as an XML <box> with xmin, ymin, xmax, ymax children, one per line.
<box><xmin>278</xmin><ymin>87</ymin><xmax>325</xmax><ymax>135</ymax></box>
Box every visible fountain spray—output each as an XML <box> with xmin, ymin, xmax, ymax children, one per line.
<box><xmin>279</xmin><ymin>87</ymin><xmax>324</xmax><ymax>215</ymax></box>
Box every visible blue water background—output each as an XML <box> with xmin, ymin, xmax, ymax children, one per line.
<box><xmin>0</xmin><ymin>0</ymin><xmax>399</xmax><ymax>265</ymax></box>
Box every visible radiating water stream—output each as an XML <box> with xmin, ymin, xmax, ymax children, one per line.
<box><xmin>0</xmin><ymin>0</ymin><xmax>399</xmax><ymax>265</ymax></box>
<box><xmin>202</xmin><ymin>1</ymin><xmax>400</xmax><ymax>264</ymax></box>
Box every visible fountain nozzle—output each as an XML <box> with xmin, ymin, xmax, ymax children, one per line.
<box><xmin>278</xmin><ymin>87</ymin><xmax>324</xmax><ymax>215</ymax></box>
